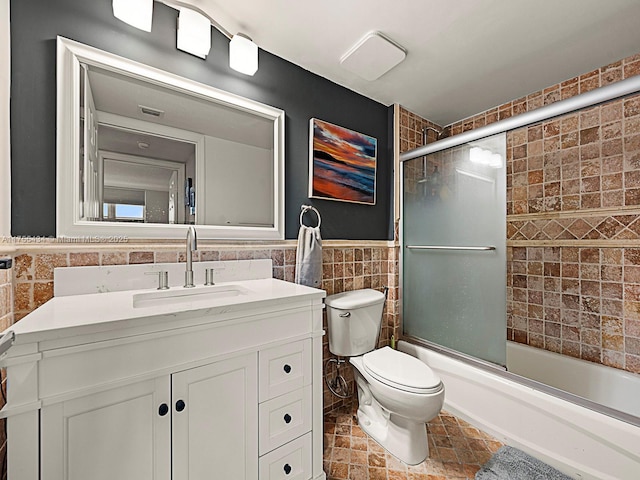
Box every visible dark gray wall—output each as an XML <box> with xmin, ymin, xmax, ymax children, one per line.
<box><xmin>10</xmin><ymin>0</ymin><xmax>393</xmax><ymax>239</ymax></box>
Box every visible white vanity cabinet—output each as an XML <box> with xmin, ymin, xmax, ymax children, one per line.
<box><xmin>172</xmin><ymin>354</ymin><xmax>259</xmax><ymax>480</ymax></box>
<box><xmin>0</xmin><ymin>273</ymin><xmax>326</xmax><ymax>480</ymax></box>
<box><xmin>41</xmin><ymin>353</ymin><xmax>258</xmax><ymax>480</ymax></box>
<box><xmin>41</xmin><ymin>376</ymin><xmax>173</xmax><ymax>479</ymax></box>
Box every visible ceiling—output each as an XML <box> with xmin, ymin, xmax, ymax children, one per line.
<box><xmin>187</xmin><ymin>0</ymin><xmax>640</xmax><ymax>126</ymax></box>
<box><xmin>88</xmin><ymin>66</ymin><xmax>274</xmax><ymax>149</ymax></box>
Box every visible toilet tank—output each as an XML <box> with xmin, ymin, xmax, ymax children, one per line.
<box><xmin>325</xmin><ymin>289</ymin><xmax>386</xmax><ymax>357</ymax></box>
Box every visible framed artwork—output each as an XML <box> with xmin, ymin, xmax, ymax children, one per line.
<box><xmin>308</xmin><ymin>118</ymin><xmax>377</xmax><ymax>205</ymax></box>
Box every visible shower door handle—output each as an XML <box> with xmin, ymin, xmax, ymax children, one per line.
<box><xmin>406</xmin><ymin>245</ymin><xmax>496</xmax><ymax>251</ymax></box>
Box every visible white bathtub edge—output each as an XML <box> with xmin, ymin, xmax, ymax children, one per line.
<box><xmin>506</xmin><ymin>340</ymin><xmax>640</xmax><ymax>417</ymax></box>
<box><xmin>399</xmin><ymin>340</ymin><xmax>640</xmax><ymax>480</ymax></box>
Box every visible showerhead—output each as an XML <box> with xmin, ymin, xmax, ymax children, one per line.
<box><xmin>422</xmin><ymin>126</ymin><xmax>445</xmax><ymax>143</ymax></box>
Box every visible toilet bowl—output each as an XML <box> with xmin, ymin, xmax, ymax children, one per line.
<box><xmin>350</xmin><ymin>346</ymin><xmax>444</xmax><ymax>464</ymax></box>
<box><xmin>325</xmin><ymin>289</ymin><xmax>445</xmax><ymax>465</ymax></box>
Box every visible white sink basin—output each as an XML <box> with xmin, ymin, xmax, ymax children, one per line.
<box><xmin>133</xmin><ymin>284</ymin><xmax>251</xmax><ymax>308</ymax></box>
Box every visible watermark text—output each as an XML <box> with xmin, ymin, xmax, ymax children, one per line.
<box><xmin>1</xmin><ymin>235</ymin><xmax>129</xmax><ymax>244</ymax></box>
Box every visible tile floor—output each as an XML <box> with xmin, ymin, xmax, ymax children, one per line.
<box><xmin>323</xmin><ymin>405</ymin><xmax>503</xmax><ymax>480</ymax></box>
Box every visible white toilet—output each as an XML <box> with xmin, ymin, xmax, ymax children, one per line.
<box><xmin>325</xmin><ymin>289</ymin><xmax>445</xmax><ymax>465</ymax></box>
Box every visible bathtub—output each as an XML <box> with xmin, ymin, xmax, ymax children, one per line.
<box><xmin>506</xmin><ymin>341</ymin><xmax>640</xmax><ymax>419</ymax></box>
<box><xmin>399</xmin><ymin>340</ymin><xmax>640</xmax><ymax>480</ymax></box>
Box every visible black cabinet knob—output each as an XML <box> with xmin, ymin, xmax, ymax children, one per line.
<box><xmin>284</xmin><ymin>413</ymin><xmax>292</xmax><ymax>424</ymax></box>
<box><xmin>158</xmin><ymin>403</ymin><xmax>169</xmax><ymax>416</ymax></box>
<box><xmin>283</xmin><ymin>364</ymin><xmax>292</xmax><ymax>374</ymax></box>
<box><xmin>283</xmin><ymin>463</ymin><xmax>292</xmax><ymax>475</ymax></box>
<box><xmin>175</xmin><ymin>399</ymin><xmax>186</xmax><ymax>412</ymax></box>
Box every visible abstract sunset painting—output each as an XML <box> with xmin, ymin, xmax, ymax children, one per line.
<box><xmin>309</xmin><ymin>118</ymin><xmax>377</xmax><ymax>205</ymax></box>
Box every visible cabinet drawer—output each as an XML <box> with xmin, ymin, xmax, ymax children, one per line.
<box><xmin>259</xmin><ymin>433</ymin><xmax>312</xmax><ymax>480</ymax></box>
<box><xmin>259</xmin><ymin>339</ymin><xmax>311</xmax><ymax>401</ymax></box>
<box><xmin>259</xmin><ymin>386</ymin><xmax>312</xmax><ymax>455</ymax></box>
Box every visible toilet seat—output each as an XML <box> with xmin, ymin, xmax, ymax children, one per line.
<box><xmin>363</xmin><ymin>347</ymin><xmax>442</xmax><ymax>394</ymax></box>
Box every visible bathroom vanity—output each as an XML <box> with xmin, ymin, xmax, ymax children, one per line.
<box><xmin>0</xmin><ymin>260</ymin><xmax>326</xmax><ymax>480</ymax></box>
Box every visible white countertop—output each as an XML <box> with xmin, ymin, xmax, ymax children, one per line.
<box><xmin>7</xmin><ymin>278</ymin><xmax>326</xmax><ymax>346</ymax></box>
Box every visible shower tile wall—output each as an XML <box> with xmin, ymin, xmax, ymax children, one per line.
<box><xmin>398</xmin><ymin>108</ymin><xmax>443</xmax><ymax>154</ymax></box>
<box><xmin>507</xmin><ymin>245</ymin><xmax>640</xmax><ymax>372</ymax></box>
<box><xmin>505</xmin><ymin>95</ymin><xmax>640</xmax><ymax>374</ymax></box>
<box><xmin>5</xmin><ymin>241</ymin><xmax>398</xmax><ymax>414</ymax></box>
<box><xmin>400</xmin><ymin>52</ymin><xmax>640</xmax><ymax>375</ymax></box>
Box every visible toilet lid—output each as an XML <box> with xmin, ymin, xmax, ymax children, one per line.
<box><xmin>363</xmin><ymin>347</ymin><xmax>442</xmax><ymax>394</ymax></box>
<box><xmin>324</xmin><ymin>289</ymin><xmax>386</xmax><ymax>309</ymax></box>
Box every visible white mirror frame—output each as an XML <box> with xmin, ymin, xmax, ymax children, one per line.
<box><xmin>56</xmin><ymin>36</ymin><xmax>285</xmax><ymax>240</ymax></box>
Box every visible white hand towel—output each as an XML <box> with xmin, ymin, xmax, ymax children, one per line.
<box><xmin>295</xmin><ymin>224</ymin><xmax>322</xmax><ymax>288</ymax></box>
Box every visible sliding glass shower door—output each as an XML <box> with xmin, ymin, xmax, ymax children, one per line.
<box><xmin>402</xmin><ymin>133</ymin><xmax>506</xmax><ymax>366</ymax></box>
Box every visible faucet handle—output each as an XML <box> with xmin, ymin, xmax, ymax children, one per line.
<box><xmin>204</xmin><ymin>268</ymin><xmax>215</xmax><ymax>286</ymax></box>
<box><xmin>145</xmin><ymin>271</ymin><xmax>170</xmax><ymax>290</ymax></box>
<box><xmin>204</xmin><ymin>266</ymin><xmax>225</xmax><ymax>286</ymax></box>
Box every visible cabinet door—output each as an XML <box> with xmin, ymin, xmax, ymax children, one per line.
<box><xmin>41</xmin><ymin>377</ymin><xmax>171</xmax><ymax>480</ymax></box>
<box><xmin>172</xmin><ymin>353</ymin><xmax>258</xmax><ymax>480</ymax></box>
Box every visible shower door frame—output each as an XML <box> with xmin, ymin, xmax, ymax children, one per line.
<box><xmin>398</xmin><ymin>73</ymin><xmax>640</xmax><ymax>427</ymax></box>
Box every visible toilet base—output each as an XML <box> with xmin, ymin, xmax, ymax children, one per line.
<box><xmin>356</xmin><ymin>405</ymin><xmax>429</xmax><ymax>465</ymax></box>
<box><xmin>352</xmin><ymin>368</ymin><xmax>431</xmax><ymax>466</ymax></box>
<box><xmin>348</xmin><ymin>352</ymin><xmax>444</xmax><ymax>466</ymax></box>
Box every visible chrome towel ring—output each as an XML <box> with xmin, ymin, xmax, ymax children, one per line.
<box><xmin>300</xmin><ymin>205</ymin><xmax>321</xmax><ymax>228</ymax></box>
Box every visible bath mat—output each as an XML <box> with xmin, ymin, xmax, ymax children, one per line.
<box><xmin>475</xmin><ymin>446</ymin><xmax>573</xmax><ymax>480</ymax></box>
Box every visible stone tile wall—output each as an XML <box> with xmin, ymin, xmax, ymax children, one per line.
<box><xmin>506</xmin><ymin>96</ymin><xmax>640</xmax><ymax>219</ymax></box>
<box><xmin>502</xmin><ymin>66</ymin><xmax>640</xmax><ymax>374</ymax></box>
<box><xmin>0</xmin><ymin>262</ymin><xmax>11</xmax><ymax>331</ymax></box>
<box><xmin>398</xmin><ymin>107</ymin><xmax>444</xmax><ymax>154</ymax></box>
<box><xmin>507</xmin><ymin>246</ymin><xmax>640</xmax><ymax>373</ymax></box>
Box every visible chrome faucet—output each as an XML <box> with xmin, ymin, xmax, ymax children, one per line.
<box><xmin>184</xmin><ymin>225</ymin><xmax>198</xmax><ymax>288</ymax></box>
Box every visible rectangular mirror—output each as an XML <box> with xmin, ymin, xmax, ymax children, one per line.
<box><xmin>57</xmin><ymin>37</ymin><xmax>284</xmax><ymax>239</ymax></box>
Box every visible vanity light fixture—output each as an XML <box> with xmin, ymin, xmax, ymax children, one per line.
<box><xmin>112</xmin><ymin>0</ymin><xmax>153</xmax><ymax>32</ymax></box>
<box><xmin>229</xmin><ymin>34</ymin><xmax>258</xmax><ymax>76</ymax></box>
<box><xmin>177</xmin><ymin>8</ymin><xmax>211</xmax><ymax>59</ymax></box>
<box><xmin>112</xmin><ymin>0</ymin><xmax>259</xmax><ymax>75</ymax></box>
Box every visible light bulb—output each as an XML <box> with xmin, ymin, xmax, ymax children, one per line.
<box><xmin>177</xmin><ymin>8</ymin><xmax>211</xmax><ymax>59</ymax></box>
<box><xmin>230</xmin><ymin>34</ymin><xmax>258</xmax><ymax>76</ymax></box>
<box><xmin>113</xmin><ymin>0</ymin><xmax>153</xmax><ymax>32</ymax></box>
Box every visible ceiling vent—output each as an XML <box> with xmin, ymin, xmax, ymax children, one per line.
<box><xmin>138</xmin><ymin>105</ymin><xmax>165</xmax><ymax>118</ymax></box>
<box><xmin>340</xmin><ymin>32</ymin><xmax>406</xmax><ymax>81</ymax></box>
